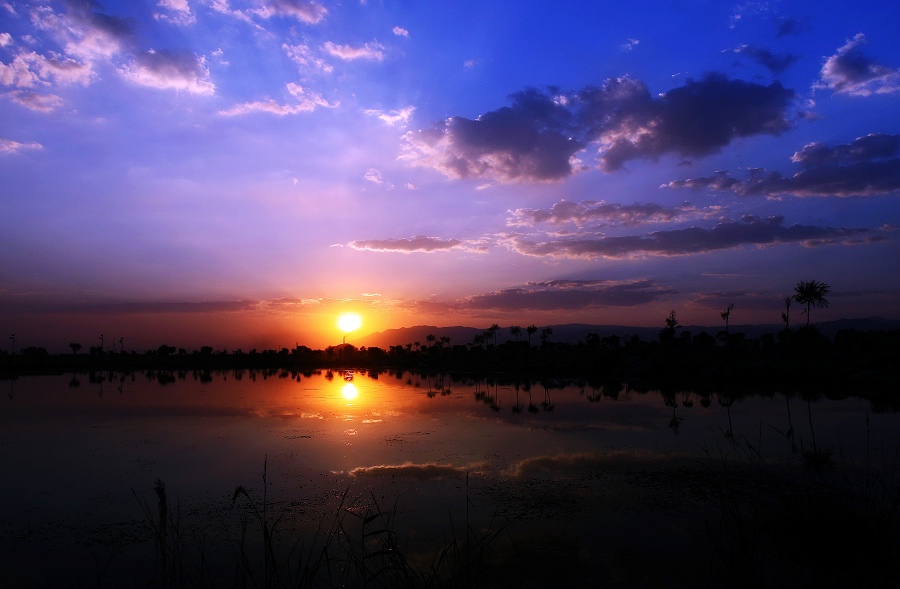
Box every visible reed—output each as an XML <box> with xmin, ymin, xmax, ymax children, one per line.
<box><xmin>135</xmin><ymin>464</ymin><xmax>515</xmax><ymax>588</ymax></box>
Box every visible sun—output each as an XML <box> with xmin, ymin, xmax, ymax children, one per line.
<box><xmin>337</xmin><ymin>312</ymin><xmax>363</xmax><ymax>334</ymax></box>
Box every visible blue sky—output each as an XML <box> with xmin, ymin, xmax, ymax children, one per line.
<box><xmin>2</xmin><ymin>0</ymin><xmax>899</xmax><ymax>351</ymax></box>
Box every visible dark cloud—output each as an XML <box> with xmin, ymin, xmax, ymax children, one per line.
<box><xmin>504</xmin><ymin>216</ymin><xmax>874</xmax><ymax>259</ymax></box>
<box><xmin>349</xmin><ymin>235</ymin><xmax>465</xmax><ymax>253</ymax></box>
<box><xmin>459</xmin><ymin>280</ymin><xmax>676</xmax><ymax>310</ymax></box>
<box><xmin>404</xmin><ymin>279</ymin><xmax>676</xmax><ymax>314</ymax></box>
<box><xmin>732</xmin><ymin>44</ymin><xmax>799</xmax><ymax>74</ymax></box>
<box><xmin>666</xmin><ymin>134</ymin><xmax>900</xmax><ymax>197</ymax></box>
<box><xmin>405</xmin><ymin>74</ymin><xmax>794</xmax><ymax>181</ymax></box>
<box><xmin>507</xmin><ymin>200</ymin><xmax>718</xmax><ymax>228</ymax></box>
<box><xmin>817</xmin><ymin>34</ymin><xmax>900</xmax><ymax>96</ymax></box>
<box><xmin>776</xmin><ymin>17</ymin><xmax>808</xmax><ymax>37</ymax></box>
<box><xmin>404</xmin><ymin>87</ymin><xmax>585</xmax><ymax>182</ymax></box>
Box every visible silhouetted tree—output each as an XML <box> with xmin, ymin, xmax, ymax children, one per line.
<box><xmin>721</xmin><ymin>303</ymin><xmax>734</xmax><ymax>333</ymax></box>
<box><xmin>540</xmin><ymin>327</ymin><xmax>553</xmax><ymax>346</ymax></box>
<box><xmin>665</xmin><ymin>310</ymin><xmax>679</xmax><ymax>330</ymax></box>
<box><xmin>510</xmin><ymin>325</ymin><xmax>522</xmax><ymax>342</ymax></box>
<box><xmin>660</xmin><ymin>310</ymin><xmax>680</xmax><ymax>344</ymax></box>
<box><xmin>793</xmin><ymin>280</ymin><xmax>830</xmax><ymax>326</ymax></box>
<box><xmin>69</xmin><ymin>342</ymin><xmax>82</xmax><ymax>355</ymax></box>
<box><xmin>526</xmin><ymin>324</ymin><xmax>538</xmax><ymax>347</ymax></box>
<box><xmin>781</xmin><ymin>296</ymin><xmax>792</xmax><ymax>329</ymax></box>
<box><xmin>488</xmin><ymin>324</ymin><xmax>500</xmax><ymax>346</ymax></box>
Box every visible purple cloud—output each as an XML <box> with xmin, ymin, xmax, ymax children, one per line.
<box><xmin>404</xmin><ymin>74</ymin><xmax>794</xmax><ymax>182</ymax></box>
<box><xmin>120</xmin><ymin>49</ymin><xmax>215</xmax><ymax>94</ymax></box>
<box><xmin>666</xmin><ymin>134</ymin><xmax>900</xmax><ymax>197</ymax></box>
<box><xmin>0</xmin><ymin>299</ymin><xmax>260</xmax><ymax>314</ymax></box>
<box><xmin>406</xmin><ymin>279</ymin><xmax>677</xmax><ymax>314</ymax></box>
<box><xmin>732</xmin><ymin>44</ymin><xmax>799</xmax><ymax>74</ymax></box>
<box><xmin>508</xmin><ymin>200</ymin><xmax>718</xmax><ymax>228</ymax></box>
<box><xmin>504</xmin><ymin>216</ymin><xmax>875</xmax><ymax>259</ymax></box>
<box><xmin>255</xmin><ymin>0</ymin><xmax>327</xmax><ymax>24</ymax></box>
<box><xmin>349</xmin><ymin>236</ymin><xmax>466</xmax><ymax>253</ymax></box>
<box><xmin>817</xmin><ymin>34</ymin><xmax>900</xmax><ymax>96</ymax></box>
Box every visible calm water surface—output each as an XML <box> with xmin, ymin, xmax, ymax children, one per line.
<box><xmin>2</xmin><ymin>369</ymin><xmax>898</xmax><ymax>586</ymax></box>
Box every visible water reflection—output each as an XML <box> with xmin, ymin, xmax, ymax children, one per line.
<box><xmin>341</xmin><ymin>382</ymin><xmax>358</xmax><ymax>401</ymax></box>
<box><xmin>2</xmin><ymin>369</ymin><xmax>899</xmax><ymax>586</ymax></box>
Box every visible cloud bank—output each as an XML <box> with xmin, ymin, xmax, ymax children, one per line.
<box><xmin>403</xmin><ymin>74</ymin><xmax>794</xmax><ymax>182</ymax></box>
<box><xmin>504</xmin><ymin>216</ymin><xmax>874</xmax><ymax>260</ymax></box>
<box><xmin>666</xmin><ymin>134</ymin><xmax>900</xmax><ymax>197</ymax></box>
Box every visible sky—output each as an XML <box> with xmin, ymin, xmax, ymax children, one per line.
<box><xmin>2</xmin><ymin>0</ymin><xmax>900</xmax><ymax>352</ymax></box>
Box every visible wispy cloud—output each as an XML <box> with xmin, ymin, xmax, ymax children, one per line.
<box><xmin>730</xmin><ymin>44</ymin><xmax>798</xmax><ymax>74</ymax></box>
<box><xmin>364</xmin><ymin>105</ymin><xmax>415</xmax><ymax>127</ymax></box>
<box><xmin>3</xmin><ymin>89</ymin><xmax>64</xmax><ymax>112</ymax></box>
<box><xmin>620</xmin><ymin>38</ymin><xmax>639</xmax><ymax>52</ymax></box>
<box><xmin>252</xmin><ymin>0</ymin><xmax>327</xmax><ymax>24</ymax></box>
<box><xmin>392</xmin><ymin>26</ymin><xmax>409</xmax><ymax>37</ymax></box>
<box><xmin>0</xmin><ymin>137</ymin><xmax>43</xmax><ymax>154</ymax></box>
<box><xmin>282</xmin><ymin>43</ymin><xmax>333</xmax><ymax>73</ymax></box>
<box><xmin>0</xmin><ymin>299</ymin><xmax>260</xmax><ymax>314</ymax></box>
<box><xmin>403</xmin><ymin>74</ymin><xmax>793</xmax><ymax>182</ymax></box>
<box><xmin>322</xmin><ymin>40</ymin><xmax>384</xmax><ymax>61</ymax></box>
<box><xmin>507</xmin><ymin>200</ymin><xmax>719</xmax><ymax>228</ymax></box>
<box><xmin>219</xmin><ymin>83</ymin><xmax>336</xmax><ymax>115</ymax></box>
<box><xmin>349</xmin><ymin>236</ymin><xmax>467</xmax><ymax>253</ymax></box>
<box><xmin>154</xmin><ymin>0</ymin><xmax>196</xmax><ymax>26</ymax></box>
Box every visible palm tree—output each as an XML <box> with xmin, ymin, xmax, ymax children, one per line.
<box><xmin>526</xmin><ymin>324</ymin><xmax>538</xmax><ymax>347</ymax></box>
<box><xmin>510</xmin><ymin>325</ymin><xmax>523</xmax><ymax>342</ymax></box>
<box><xmin>781</xmin><ymin>296</ymin><xmax>792</xmax><ymax>329</ymax></box>
<box><xmin>488</xmin><ymin>323</ymin><xmax>500</xmax><ymax>347</ymax></box>
<box><xmin>70</xmin><ymin>342</ymin><xmax>82</xmax><ymax>355</ymax></box>
<box><xmin>540</xmin><ymin>327</ymin><xmax>553</xmax><ymax>346</ymax></box>
<box><xmin>793</xmin><ymin>280</ymin><xmax>830</xmax><ymax>327</ymax></box>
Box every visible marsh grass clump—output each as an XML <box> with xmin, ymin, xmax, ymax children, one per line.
<box><xmin>135</xmin><ymin>463</ymin><xmax>517</xmax><ymax>588</ymax></box>
<box><xmin>705</xmin><ymin>430</ymin><xmax>900</xmax><ymax>589</ymax></box>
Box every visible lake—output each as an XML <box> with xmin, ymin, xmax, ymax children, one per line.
<box><xmin>2</xmin><ymin>369</ymin><xmax>898</xmax><ymax>587</ymax></box>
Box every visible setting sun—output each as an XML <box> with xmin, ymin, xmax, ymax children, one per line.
<box><xmin>337</xmin><ymin>313</ymin><xmax>363</xmax><ymax>334</ymax></box>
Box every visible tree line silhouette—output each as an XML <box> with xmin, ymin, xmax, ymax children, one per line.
<box><xmin>3</xmin><ymin>280</ymin><xmax>897</xmax><ymax>395</ymax></box>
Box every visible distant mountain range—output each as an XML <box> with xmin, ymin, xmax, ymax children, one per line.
<box><xmin>350</xmin><ymin>317</ymin><xmax>900</xmax><ymax>349</ymax></box>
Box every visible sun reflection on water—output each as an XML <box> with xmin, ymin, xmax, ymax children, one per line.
<box><xmin>341</xmin><ymin>382</ymin><xmax>358</xmax><ymax>401</ymax></box>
